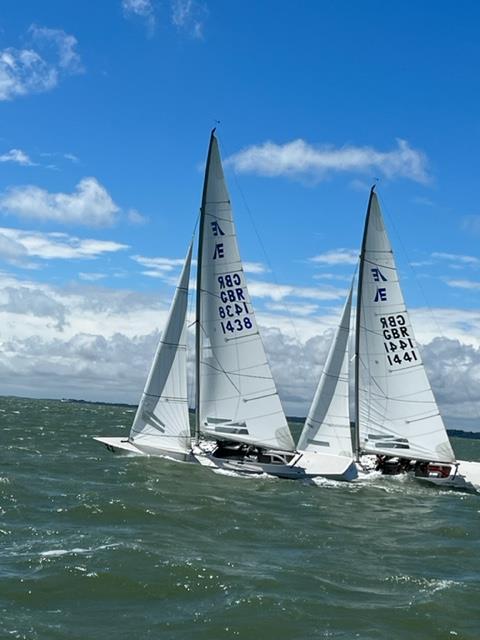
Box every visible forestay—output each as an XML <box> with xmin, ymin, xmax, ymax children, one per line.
<box><xmin>356</xmin><ymin>191</ymin><xmax>455</xmax><ymax>463</ymax></box>
<box><xmin>197</xmin><ymin>133</ymin><xmax>294</xmax><ymax>451</ymax></box>
<box><xmin>298</xmin><ymin>287</ymin><xmax>353</xmax><ymax>457</ymax></box>
<box><xmin>130</xmin><ymin>243</ymin><xmax>193</xmax><ymax>453</ymax></box>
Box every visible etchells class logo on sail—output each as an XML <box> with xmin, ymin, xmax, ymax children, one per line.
<box><xmin>370</xmin><ymin>265</ymin><xmax>418</xmax><ymax>368</ymax></box>
<box><xmin>210</xmin><ymin>218</ymin><xmax>254</xmax><ymax>336</ymax></box>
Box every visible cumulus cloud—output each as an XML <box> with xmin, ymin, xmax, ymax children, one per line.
<box><xmin>0</xmin><ymin>178</ymin><xmax>120</xmax><ymax>227</ymax></box>
<box><xmin>0</xmin><ymin>25</ymin><xmax>83</xmax><ymax>101</ymax></box>
<box><xmin>0</xmin><ymin>286</ymin><xmax>66</xmax><ymax>330</ymax></box>
<box><xmin>310</xmin><ymin>249</ymin><xmax>358</xmax><ymax>266</ymax></box>
<box><xmin>0</xmin><ymin>269</ymin><xmax>480</xmax><ymax>427</ymax></box>
<box><xmin>0</xmin><ymin>227</ymin><xmax>128</xmax><ymax>263</ymax></box>
<box><xmin>227</xmin><ymin>138</ymin><xmax>429</xmax><ymax>184</ymax></box>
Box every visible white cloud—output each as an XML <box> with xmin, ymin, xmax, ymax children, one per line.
<box><xmin>310</xmin><ymin>248</ymin><xmax>358</xmax><ymax>266</ymax></box>
<box><xmin>243</xmin><ymin>261</ymin><xmax>268</xmax><ymax>274</ymax></box>
<box><xmin>79</xmin><ymin>272</ymin><xmax>107</xmax><ymax>282</ymax></box>
<box><xmin>171</xmin><ymin>0</ymin><xmax>207</xmax><ymax>38</ymax></box>
<box><xmin>265</xmin><ymin>302</ymin><xmax>319</xmax><ymax>317</ymax></box>
<box><xmin>127</xmin><ymin>208</ymin><xmax>148</xmax><ymax>225</ymax></box>
<box><xmin>1</xmin><ymin>271</ymin><xmax>480</xmax><ymax>425</ymax></box>
<box><xmin>313</xmin><ymin>273</ymin><xmax>352</xmax><ymax>282</ymax></box>
<box><xmin>122</xmin><ymin>0</ymin><xmax>156</xmax><ymax>32</ymax></box>
<box><xmin>0</xmin><ymin>227</ymin><xmax>128</xmax><ymax>262</ymax></box>
<box><xmin>131</xmin><ymin>254</ymin><xmax>186</xmax><ymax>278</ymax></box>
<box><xmin>64</xmin><ymin>153</ymin><xmax>79</xmax><ymax>163</ymax></box>
<box><xmin>249</xmin><ymin>280</ymin><xmax>346</xmax><ymax>302</ymax></box>
<box><xmin>0</xmin><ymin>286</ymin><xmax>66</xmax><ymax>330</ymax></box>
<box><xmin>0</xmin><ymin>25</ymin><xmax>83</xmax><ymax>101</ymax></box>
<box><xmin>0</xmin><ymin>149</ymin><xmax>33</xmax><ymax>166</ymax></box>
<box><xmin>446</xmin><ymin>279</ymin><xmax>480</xmax><ymax>291</ymax></box>
<box><xmin>432</xmin><ymin>252</ymin><xmax>480</xmax><ymax>267</ymax></box>
<box><xmin>227</xmin><ymin>138</ymin><xmax>429</xmax><ymax>184</ymax></box>
<box><xmin>30</xmin><ymin>25</ymin><xmax>83</xmax><ymax>74</ymax></box>
<box><xmin>0</xmin><ymin>177</ymin><xmax>120</xmax><ymax>227</ymax></box>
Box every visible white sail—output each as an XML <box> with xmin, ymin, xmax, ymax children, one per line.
<box><xmin>298</xmin><ymin>286</ymin><xmax>353</xmax><ymax>457</ymax></box>
<box><xmin>130</xmin><ymin>243</ymin><xmax>193</xmax><ymax>453</ymax></box>
<box><xmin>356</xmin><ymin>191</ymin><xmax>455</xmax><ymax>463</ymax></box>
<box><xmin>196</xmin><ymin>133</ymin><xmax>294</xmax><ymax>451</ymax></box>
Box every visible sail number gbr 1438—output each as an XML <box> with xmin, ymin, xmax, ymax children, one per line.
<box><xmin>217</xmin><ymin>273</ymin><xmax>253</xmax><ymax>334</ymax></box>
<box><xmin>379</xmin><ymin>314</ymin><xmax>418</xmax><ymax>366</ymax></box>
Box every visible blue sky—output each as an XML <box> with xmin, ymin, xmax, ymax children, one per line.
<box><xmin>1</xmin><ymin>1</ymin><xmax>480</xmax><ymax>427</ymax></box>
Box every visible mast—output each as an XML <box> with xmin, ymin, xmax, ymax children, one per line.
<box><xmin>353</xmin><ymin>185</ymin><xmax>376</xmax><ymax>461</ymax></box>
<box><xmin>195</xmin><ymin>128</ymin><xmax>217</xmax><ymax>444</ymax></box>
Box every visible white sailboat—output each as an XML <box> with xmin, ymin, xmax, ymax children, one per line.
<box><xmin>192</xmin><ymin>131</ymin><xmax>357</xmax><ymax>479</ymax></box>
<box><xmin>93</xmin><ymin>243</ymin><xmax>195</xmax><ymax>461</ymax></box>
<box><xmin>296</xmin><ymin>286</ymin><xmax>358</xmax><ymax>480</ymax></box>
<box><xmin>316</xmin><ymin>188</ymin><xmax>480</xmax><ymax>487</ymax></box>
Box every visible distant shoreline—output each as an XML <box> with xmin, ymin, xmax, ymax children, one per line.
<box><xmin>2</xmin><ymin>394</ymin><xmax>480</xmax><ymax>440</ymax></box>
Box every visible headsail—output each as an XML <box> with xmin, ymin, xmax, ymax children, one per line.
<box><xmin>130</xmin><ymin>243</ymin><xmax>193</xmax><ymax>453</ymax></box>
<box><xmin>196</xmin><ymin>132</ymin><xmax>294</xmax><ymax>451</ymax></box>
<box><xmin>355</xmin><ymin>190</ymin><xmax>455</xmax><ymax>463</ymax></box>
<box><xmin>298</xmin><ymin>286</ymin><xmax>353</xmax><ymax>457</ymax></box>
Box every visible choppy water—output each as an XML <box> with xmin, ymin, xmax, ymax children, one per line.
<box><xmin>1</xmin><ymin>396</ymin><xmax>480</xmax><ymax>640</ymax></box>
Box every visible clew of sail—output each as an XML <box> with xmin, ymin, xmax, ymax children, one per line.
<box><xmin>298</xmin><ymin>286</ymin><xmax>353</xmax><ymax>458</ymax></box>
<box><xmin>130</xmin><ymin>243</ymin><xmax>193</xmax><ymax>453</ymax></box>
<box><xmin>196</xmin><ymin>132</ymin><xmax>294</xmax><ymax>451</ymax></box>
<box><xmin>356</xmin><ymin>190</ymin><xmax>455</xmax><ymax>463</ymax></box>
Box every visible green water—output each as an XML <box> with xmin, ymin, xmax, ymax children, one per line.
<box><xmin>1</xmin><ymin>396</ymin><xmax>480</xmax><ymax>640</ymax></box>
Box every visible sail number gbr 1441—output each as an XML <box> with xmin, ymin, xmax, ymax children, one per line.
<box><xmin>217</xmin><ymin>273</ymin><xmax>253</xmax><ymax>334</ymax></box>
<box><xmin>379</xmin><ymin>314</ymin><xmax>418</xmax><ymax>366</ymax></box>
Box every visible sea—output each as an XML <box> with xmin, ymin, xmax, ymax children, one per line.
<box><xmin>1</xmin><ymin>396</ymin><xmax>479</xmax><ymax>640</ymax></box>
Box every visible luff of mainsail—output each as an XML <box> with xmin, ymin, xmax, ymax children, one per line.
<box><xmin>129</xmin><ymin>242</ymin><xmax>193</xmax><ymax>453</ymax></box>
<box><xmin>354</xmin><ymin>189</ymin><xmax>455</xmax><ymax>464</ymax></box>
<box><xmin>196</xmin><ymin>131</ymin><xmax>294</xmax><ymax>451</ymax></box>
<box><xmin>297</xmin><ymin>286</ymin><xmax>353</xmax><ymax>458</ymax></box>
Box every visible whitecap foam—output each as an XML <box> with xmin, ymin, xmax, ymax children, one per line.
<box><xmin>40</xmin><ymin>543</ymin><xmax>120</xmax><ymax>557</ymax></box>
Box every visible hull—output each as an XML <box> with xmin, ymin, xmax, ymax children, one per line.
<box><xmin>356</xmin><ymin>454</ymin><xmax>480</xmax><ymax>492</ymax></box>
<box><xmin>195</xmin><ymin>445</ymin><xmax>358</xmax><ymax>481</ymax></box>
<box><xmin>414</xmin><ymin>459</ymin><xmax>480</xmax><ymax>491</ymax></box>
<box><xmin>93</xmin><ymin>436</ymin><xmax>197</xmax><ymax>463</ymax></box>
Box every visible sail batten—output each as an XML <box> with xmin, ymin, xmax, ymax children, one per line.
<box><xmin>130</xmin><ymin>243</ymin><xmax>193</xmax><ymax>453</ymax></box>
<box><xmin>355</xmin><ymin>192</ymin><xmax>455</xmax><ymax>463</ymax></box>
<box><xmin>196</xmin><ymin>133</ymin><xmax>293</xmax><ymax>451</ymax></box>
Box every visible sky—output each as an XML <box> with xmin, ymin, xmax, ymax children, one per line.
<box><xmin>1</xmin><ymin>0</ymin><xmax>480</xmax><ymax>428</ymax></box>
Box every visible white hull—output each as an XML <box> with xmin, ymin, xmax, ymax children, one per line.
<box><xmin>355</xmin><ymin>455</ymin><xmax>480</xmax><ymax>492</ymax></box>
<box><xmin>93</xmin><ymin>436</ymin><xmax>197</xmax><ymax>463</ymax></box>
<box><xmin>195</xmin><ymin>446</ymin><xmax>358</xmax><ymax>481</ymax></box>
<box><xmin>414</xmin><ymin>459</ymin><xmax>480</xmax><ymax>491</ymax></box>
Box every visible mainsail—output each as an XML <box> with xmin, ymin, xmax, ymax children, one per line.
<box><xmin>130</xmin><ymin>243</ymin><xmax>193</xmax><ymax>453</ymax></box>
<box><xmin>298</xmin><ymin>287</ymin><xmax>353</xmax><ymax>457</ymax></box>
<box><xmin>195</xmin><ymin>131</ymin><xmax>294</xmax><ymax>451</ymax></box>
<box><xmin>355</xmin><ymin>189</ymin><xmax>455</xmax><ymax>463</ymax></box>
